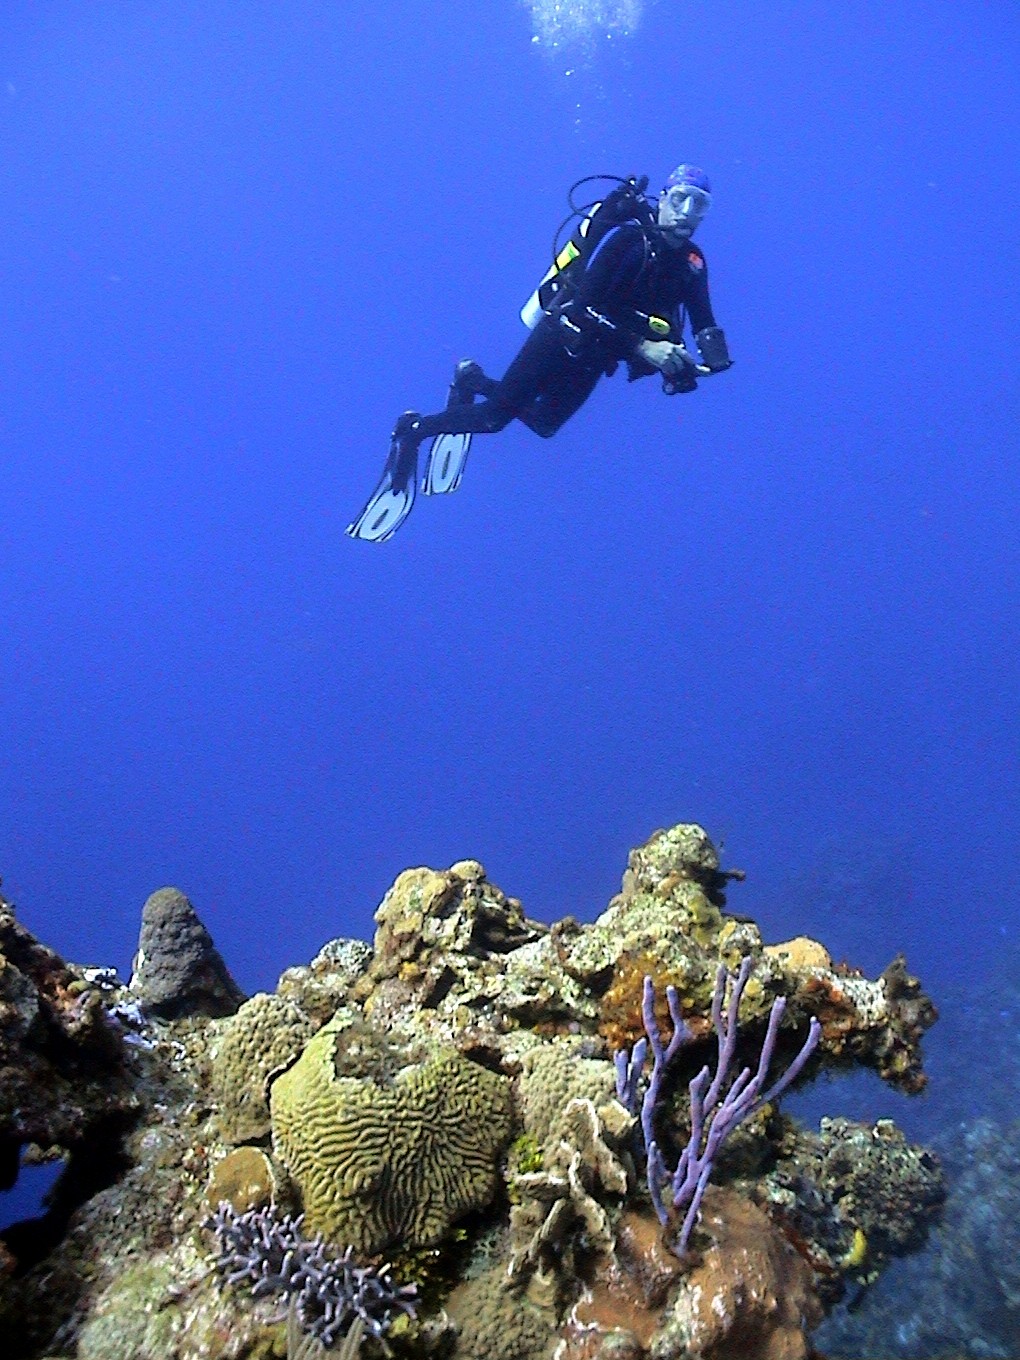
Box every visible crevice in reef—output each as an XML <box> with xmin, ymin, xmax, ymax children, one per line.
<box><xmin>1</xmin><ymin>1111</ymin><xmax>138</xmax><ymax>1277</ymax></box>
<box><xmin>0</xmin><ymin>1139</ymin><xmax>20</xmax><ymax>1193</ymax></box>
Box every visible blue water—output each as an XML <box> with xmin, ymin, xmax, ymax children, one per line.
<box><xmin>1</xmin><ymin>0</ymin><xmax>1018</xmax><ymax>1343</ymax></box>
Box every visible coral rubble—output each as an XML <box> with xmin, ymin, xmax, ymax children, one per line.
<box><xmin>0</xmin><ymin>825</ymin><xmax>944</xmax><ymax>1358</ymax></box>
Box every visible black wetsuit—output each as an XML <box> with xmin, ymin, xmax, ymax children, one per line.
<box><xmin>408</xmin><ymin>222</ymin><xmax>724</xmax><ymax>444</ymax></box>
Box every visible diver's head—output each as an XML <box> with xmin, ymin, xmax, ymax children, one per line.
<box><xmin>658</xmin><ymin>164</ymin><xmax>712</xmax><ymax>244</ymax></box>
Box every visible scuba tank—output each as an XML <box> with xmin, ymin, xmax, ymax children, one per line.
<box><xmin>520</xmin><ymin>174</ymin><xmax>663</xmax><ymax>330</ymax></box>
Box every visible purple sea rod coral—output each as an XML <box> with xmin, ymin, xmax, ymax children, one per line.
<box><xmin>615</xmin><ymin>957</ymin><xmax>822</xmax><ymax>1255</ymax></box>
<box><xmin>205</xmin><ymin>1201</ymin><xmax>418</xmax><ymax>1349</ymax></box>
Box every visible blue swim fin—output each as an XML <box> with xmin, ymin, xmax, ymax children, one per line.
<box><xmin>422</xmin><ymin>432</ymin><xmax>472</xmax><ymax>495</ymax></box>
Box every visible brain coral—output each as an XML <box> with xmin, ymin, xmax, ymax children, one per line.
<box><xmin>209</xmin><ymin>991</ymin><xmax>316</xmax><ymax>1144</ymax></box>
<box><xmin>270</xmin><ymin>1023</ymin><xmax>512</xmax><ymax>1254</ymax></box>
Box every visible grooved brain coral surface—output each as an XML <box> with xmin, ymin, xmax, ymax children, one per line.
<box><xmin>211</xmin><ymin>992</ymin><xmax>316</xmax><ymax>1144</ymax></box>
<box><xmin>270</xmin><ymin>1026</ymin><xmax>513</xmax><ymax>1254</ymax></box>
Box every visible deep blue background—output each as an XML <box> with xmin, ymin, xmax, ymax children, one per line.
<box><xmin>2</xmin><ymin>1</ymin><xmax>1018</xmax><ymax>1016</ymax></box>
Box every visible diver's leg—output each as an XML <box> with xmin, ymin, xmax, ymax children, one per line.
<box><xmin>420</xmin><ymin>366</ymin><xmax>518</xmax><ymax>495</ymax></box>
<box><xmin>411</xmin><ymin>399</ymin><xmax>514</xmax><ymax>441</ymax></box>
<box><xmin>515</xmin><ymin>357</ymin><xmax>603</xmax><ymax>438</ymax></box>
<box><xmin>418</xmin><ymin>322</ymin><xmax>575</xmax><ymax>497</ymax></box>
<box><xmin>485</xmin><ymin>320</ymin><xmax>567</xmax><ymax>416</ymax></box>
<box><xmin>349</xmin><ymin>327</ymin><xmax>550</xmax><ymax>533</ymax></box>
<box><xmin>446</xmin><ymin>359</ymin><xmax>500</xmax><ymax>407</ymax></box>
<box><xmin>424</xmin><ymin>321</ymin><xmax>567</xmax><ymax>435</ymax></box>
<box><xmin>417</xmin><ymin>326</ymin><xmax>562</xmax><ymax>444</ymax></box>
<box><xmin>401</xmin><ymin>395</ymin><xmax>516</xmax><ymax>497</ymax></box>
<box><xmin>420</xmin><ymin>346</ymin><xmax>542</xmax><ymax>495</ymax></box>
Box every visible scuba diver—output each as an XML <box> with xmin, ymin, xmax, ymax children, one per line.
<box><xmin>347</xmin><ymin>164</ymin><xmax>733</xmax><ymax>542</ymax></box>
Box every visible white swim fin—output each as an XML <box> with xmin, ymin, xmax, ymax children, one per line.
<box><xmin>422</xmin><ymin>432</ymin><xmax>472</xmax><ymax>496</ymax></box>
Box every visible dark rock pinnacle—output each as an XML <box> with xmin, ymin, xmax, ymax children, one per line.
<box><xmin>129</xmin><ymin>887</ymin><xmax>245</xmax><ymax>1020</ymax></box>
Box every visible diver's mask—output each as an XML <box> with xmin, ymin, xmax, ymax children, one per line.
<box><xmin>659</xmin><ymin>183</ymin><xmax>712</xmax><ymax>239</ymax></box>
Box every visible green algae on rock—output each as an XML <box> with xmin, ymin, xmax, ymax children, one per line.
<box><xmin>75</xmin><ymin>1258</ymin><xmax>185</xmax><ymax>1360</ymax></box>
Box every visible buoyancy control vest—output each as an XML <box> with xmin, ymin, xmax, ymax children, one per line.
<box><xmin>519</xmin><ymin>174</ymin><xmax>676</xmax><ymax>346</ymax></box>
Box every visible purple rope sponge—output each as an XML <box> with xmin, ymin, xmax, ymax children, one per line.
<box><xmin>615</xmin><ymin>956</ymin><xmax>821</xmax><ymax>1256</ymax></box>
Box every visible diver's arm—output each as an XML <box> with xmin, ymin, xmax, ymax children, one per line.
<box><xmin>684</xmin><ymin>252</ymin><xmax>733</xmax><ymax>372</ymax></box>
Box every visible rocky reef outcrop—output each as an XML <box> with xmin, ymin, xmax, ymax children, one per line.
<box><xmin>129</xmin><ymin>887</ymin><xmax>246</xmax><ymax>1021</ymax></box>
<box><xmin>0</xmin><ymin>825</ymin><xmax>944</xmax><ymax>1359</ymax></box>
<box><xmin>0</xmin><ymin>893</ymin><xmax>142</xmax><ymax>1276</ymax></box>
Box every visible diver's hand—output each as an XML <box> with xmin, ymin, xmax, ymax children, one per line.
<box><xmin>635</xmin><ymin>339</ymin><xmax>674</xmax><ymax>370</ymax></box>
<box><xmin>636</xmin><ymin>340</ymin><xmax>710</xmax><ymax>378</ymax></box>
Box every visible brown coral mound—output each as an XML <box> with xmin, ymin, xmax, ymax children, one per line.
<box><xmin>129</xmin><ymin>887</ymin><xmax>245</xmax><ymax>1021</ymax></box>
<box><xmin>655</xmin><ymin>1186</ymin><xmax>823</xmax><ymax>1360</ymax></box>
<box><xmin>556</xmin><ymin>1189</ymin><xmax>825</xmax><ymax>1360</ymax></box>
<box><xmin>559</xmin><ymin>1207</ymin><xmax>686</xmax><ymax>1356</ymax></box>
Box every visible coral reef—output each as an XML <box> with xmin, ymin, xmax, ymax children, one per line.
<box><xmin>616</xmin><ymin>964</ymin><xmax>821</xmax><ymax>1254</ymax></box>
<box><xmin>0</xmin><ymin>824</ymin><xmax>944</xmax><ymax>1359</ymax></box>
<box><xmin>508</xmin><ymin>1094</ymin><xmax>633</xmax><ymax>1283</ymax></box>
<box><xmin>809</xmin><ymin>944</ymin><xmax>1020</xmax><ymax>1354</ymax></box>
<box><xmin>555</xmin><ymin>1189</ymin><xmax>823</xmax><ymax>1360</ymax></box>
<box><xmin>447</xmin><ymin>1263</ymin><xmax>555</xmax><ymax>1359</ymax></box>
<box><xmin>648</xmin><ymin>1186</ymin><xmax>824</xmax><ymax>1360</ymax></box>
<box><xmin>814</xmin><ymin>1116</ymin><xmax>1020</xmax><ymax>1357</ymax></box>
<box><xmin>517</xmin><ymin>1042</ymin><xmax>619</xmax><ymax>1148</ymax></box>
<box><xmin>276</xmin><ymin>938</ymin><xmax>373</xmax><ymax>1029</ymax></box>
<box><xmin>752</xmin><ymin>1113</ymin><xmax>945</xmax><ymax>1314</ymax></box>
<box><xmin>0</xmin><ymin>893</ymin><xmax>139</xmax><ymax>1190</ymax></box>
<box><xmin>206</xmin><ymin>1146</ymin><xmax>278</xmax><ymax>1214</ymax></box>
<box><xmin>209</xmin><ymin>992</ymin><xmax>316</xmax><ymax>1144</ymax></box>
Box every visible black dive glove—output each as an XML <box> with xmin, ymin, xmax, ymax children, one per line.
<box><xmin>695</xmin><ymin>326</ymin><xmax>733</xmax><ymax>372</ymax></box>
